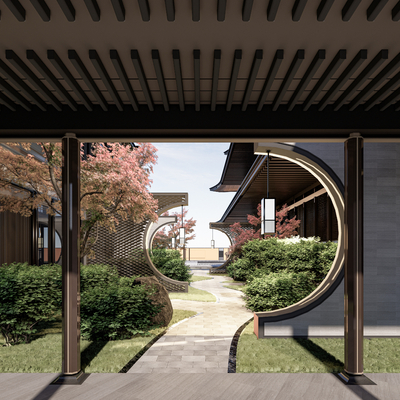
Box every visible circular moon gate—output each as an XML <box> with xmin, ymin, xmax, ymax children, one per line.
<box><xmin>221</xmin><ymin>143</ymin><xmax>345</xmax><ymax>322</ymax></box>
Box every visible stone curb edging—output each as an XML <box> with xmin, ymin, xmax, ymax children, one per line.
<box><xmin>227</xmin><ymin>317</ymin><xmax>254</xmax><ymax>373</ymax></box>
<box><xmin>118</xmin><ymin>312</ymin><xmax>204</xmax><ymax>373</ymax></box>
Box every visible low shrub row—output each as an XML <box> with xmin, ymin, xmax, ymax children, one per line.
<box><xmin>150</xmin><ymin>248</ymin><xmax>192</xmax><ymax>282</ymax></box>
<box><xmin>0</xmin><ymin>263</ymin><xmax>163</xmax><ymax>346</ymax></box>
<box><xmin>226</xmin><ymin>237</ymin><xmax>338</xmax><ymax>312</ymax></box>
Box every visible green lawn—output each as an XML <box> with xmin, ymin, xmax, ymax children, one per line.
<box><xmin>223</xmin><ymin>284</ymin><xmax>245</xmax><ymax>292</ymax></box>
<box><xmin>169</xmin><ymin>286</ymin><xmax>216</xmax><ymax>302</ymax></box>
<box><xmin>237</xmin><ymin>320</ymin><xmax>400</xmax><ymax>373</ymax></box>
<box><xmin>190</xmin><ymin>275</ymin><xmax>213</xmax><ymax>282</ymax></box>
<box><xmin>0</xmin><ymin>309</ymin><xmax>196</xmax><ymax>373</ymax></box>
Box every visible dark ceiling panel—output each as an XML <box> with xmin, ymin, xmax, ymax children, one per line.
<box><xmin>3</xmin><ymin>0</ymin><xmax>25</xmax><ymax>21</ymax></box>
<box><xmin>69</xmin><ymin>50</ymin><xmax>107</xmax><ymax>111</ymax></box>
<box><xmin>226</xmin><ymin>50</ymin><xmax>242</xmax><ymax>111</ymax></box>
<box><xmin>152</xmin><ymin>50</ymin><xmax>169</xmax><ymax>111</ymax></box>
<box><xmin>217</xmin><ymin>0</ymin><xmax>226</xmax><ymax>21</ymax></box>
<box><xmin>288</xmin><ymin>49</ymin><xmax>325</xmax><ymax>111</ymax></box>
<box><xmin>48</xmin><ymin>50</ymin><xmax>93</xmax><ymax>111</ymax></box>
<box><xmin>292</xmin><ymin>0</ymin><xmax>308</xmax><ymax>22</ymax></box>
<box><xmin>0</xmin><ymin>91</ymin><xmax>17</xmax><ymax>111</ymax></box>
<box><xmin>0</xmin><ymin>76</ymin><xmax>32</xmax><ymax>111</ymax></box>
<box><xmin>317</xmin><ymin>0</ymin><xmax>334</xmax><ymax>21</ymax></box>
<box><xmin>333</xmin><ymin>50</ymin><xmax>388</xmax><ymax>111</ymax></box>
<box><xmin>303</xmin><ymin>49</ymin><xmax>346</xmax><ymax>111</ymax></box>
<box><xmin>242</xmin><ymin>49</ymin><xmax>262</xmax><ymax>111</ymax></box>
<box><xmin>111</xmin><ymin>0</ymin><xmax>125</xmax><ymax>21</ymax></box>
<box><xmin>138</xmin><ymin>0</ymin><xmax>150</xmax><ymax>22</ymax></box>
<box><xmin>342</xmin><ymin>0</ymin><xmax>362</xmax><ymax>21</ymax></box>
<box><xmin>242</xmin><ymin>0</ymin><xmax>254</xmax><ymax>22</ymax></box>
<box><xmin>110</xmin><ymin>50</ymin><xmax>138</xmax><ymax>111</ymax></box>
<box><xmin>84</xmin><ymin>0</ymin><xmax>100</xmax><ymax>22</ymax></box>
<box><xmin>131</xmin><ymin>50</ymin><xmax>153</xmax><ymax>111</ymax></box>
<box><xmin>194</xmin><ymin>50</ymin><xmax>200</xmax><ymax>111</ymax></box>
<box><xmin>56</xmin><ymin>0</ymin><xmax>75</xmax><ymax>21</ymax></box>
<box><xmin>257</xmin><ymin>50</ymin><xmax>284</xmax><ymax>111</ymax></box>
<box><xmin>6</xmin><ymin>50</ymin><xmax>62</xmax><ymax>111</ymax></box>
<box><xmin>267</xmin><ymin>0</ymin><xmax>281</xmax><ymax>21</ymax></box>
<box><xmin>192</xmin><ymin>0</ymin><xmax>200</xmax><ymax>22</ymax></box>
<box><xmin>393</xmin><ymin>1</ymin><xmax>400</xmax><ymax>20</ymax></box>
<box><xmin>165</xmin><ymin>0</ymin><xmax>175</xmax><ymax>21</ymax></box>
<box><xmin>318</xmin><ymin>49</ymin><xmax>367</xmax><ymax>111</ymax></box>
<box><xmin>30</xmin><ymin>0</ymin><xmax>50</xmax><ymax>22</ymax></box>
<box><xmin>367</xmin><ymin>0</ymin><xmax>390</xmax><ymax>22</ymax></box>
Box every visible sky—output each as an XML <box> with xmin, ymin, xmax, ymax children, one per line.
<box><xmin>148</xmin><ymin>143</ymin><xmax>236</xmax><ymax>248</ymax></box>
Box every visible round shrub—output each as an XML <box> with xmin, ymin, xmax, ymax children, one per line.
<box><xmin>227</xmin><ymin>258</ymin><xmax>254</xmax><ymax>281</ymax></box>
<box><xmin>159</xmin><ymin>258</ymin><xmax>191</xmax><ymax>282</ymax></box>
<box><xmin>80</xmin><ymin>264</ymin><xmax>119</xmax><ymax>293</ymax></box>
<box><xmin>243</xmin><ymin>271</ymin><xmax>316</xmax><ymax>312</ymax></box>
<box><xmin>80</xmin><ymin>276</ymin><xmax>162</xmax><ymax>341</ymax></box>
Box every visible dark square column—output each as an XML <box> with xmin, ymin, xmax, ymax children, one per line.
<box><xmin>52</xmin><ymin>133</ymin><xmax>89</xmax><ymax>385</ymax></box>
<box><xmin>338</xmin><ymin>133</ymin><xmax>375</xmax><ymax>385</ymax></box>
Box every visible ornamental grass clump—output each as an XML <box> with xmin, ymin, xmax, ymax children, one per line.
<box><xmin>0</xmin><ymin>262</ymin><xmax>62</xmax><ymax>346</ymax></box>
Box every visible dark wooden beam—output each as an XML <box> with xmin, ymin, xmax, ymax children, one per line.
<box><xmin>272</xmin><ymin>50</ymin><xmax>304</xmax><ymax>111</ymax></box>
<box><xmin>131</xmin><ymin>50</ymin><xmax>153</xmax><ymax>111</ymax></box>
<box><xmin>3</xmin><ymin>0</ymin><xmax>25</xmax><ymax>21</ymax></box>
<box><xmin>192</xmin><ymin>0</ymin><xmax>200</xmax><ymax>21</ymax></box>
<box><xmin>211</xmin><ymin>50</ymin><xmax>221</xmax><ymax>111</ymax></box>
<box><xmin>152</xmin><ymin>50</ymin><xmax>169</xmax><ymax>111</ymax></box>
<box><xmin>349</xmin><ymin>52</ymin><xmax>400</xmax><ymax>111</ymax></box>
<box><xmin>0</xmin><ymin>76</ymin><xmax>32</xmax><ymax>111</ymax></box>
<box><xmin>367</xmin><ymin>0</ymin><xmax>390</xmax><ymax>21</ymax></box>
<box><xmin>138</xmin><ymin>0</ymin><xmax>150</xmax><ymax>21</ymax></box>
<box><xmin>89</xmin><ymin>50</ymin><xmax>123</xmax><ymax>111</ymax></box>
<box><xmin>69</xmin><ymin>50</ymin><xmax>108</xmax><ymax>111</ymax></box>
<box><xmin>334</xmin><ymin>50</ymin><xmax>388</xmax><ymax>111</ymax></box>
<box><xmin>56</xmin><ymin>0</ymin><xmax>75</xmax><ymax>21</ymax></box>
<box><xmin>165</xmin><ymin>0</ymin><xmax>175</xmax><ymax>21</ymax></box>
<box><xmin>6</xmin><ymin>50</ymin><xmax>62</xmax><ymax>111</ymax></box>
<box><xmin>303</xmin><ymin>49</ymin><xmax>346</xmax><ymax>111</ymax></box>
<box><xmin>392</xmin><ymin>1</ymin><xmax>400</xmax><ymax>21</ymax></box>
<box><xmin>173</xmin><ymin>49</ymin><xmax>185</xmax><ymax>111</ymax></box>
<box><xmin>0</xmin><ymin>59</ymin><xmax>47</xmax><ymax>110</ymax></box>
<box><xmin>84</xmin><ymin>0</ymin><xmax>100</xmax><ymax>21</ymax></box>
<box><xmin>226</xmin><ymin>50</ymin><xmax>242</xmax><ymax>111</ymax></box>
<box><xmin>194</xmin><ymin>50</ymin><xmax>200</xmax><ymax>111</ymax></box>
<box><xmin>257</xmin><ymin>49</ymin><xmax>284</xmax><ymax>111</ymax></box>
<box><xmin>0</xmin><ymin>92</ymin><xmax>17</xmax><ymax>111</ymax></box>
<box><xmin>342</xmin><ymin>0</ymin><xmax>362</xmax><ymax>21</ymax></box>
<box><xmin>364</xmin><ymin>69</ymin><xmax>400</xmax><ymax>111</ymax></box>
<box><xmin>30</xmin><ymin>0</ymin><xmax>50</xmax><ymax>21</ymax></box>
<box><xmin>317</xmin><ymin>0</ymin><xmax>334</xmax><ymax>21</ymax></box>
<box><xmin>319</xmin><ymin>50</ymin><xmax>367</xmax><ymax>111</ymax></box>
<box><xmin>110</xmin><ymin>50</ymin><xmax>138</xmax><ymax>111</ymax></box>
<box><xmin>27</xmin><ymin>50</ymin><xmax>78</xmax><ymax>111</ymax></box>
<box><xmin>242</xmin><ymin>0</ymin><xmax>254</xmax><ymax>21</ymax></box>
<box><xmin>292</xmin><ymin>0</ymin><xmax>308</xmax><ymax>21</ymax></box>
<box><xmin>111</xmin><ymin>0</ymin><xmax>125</xmax><ymax>21</ymax></box>
<box><xmin>217</xmin><ymin>0</ymin><xmax>226</xmax><ymax>21</ymax></box>
<box><xmin>48</xmin><ymin>50</ymin><xmax>93</xmax><ymax>111</ymax></box>
<box><xmin>379</xmin><ymin>85</ymin><xmax>400</xmax><ymax>111</ymax></box>
<box><xmin>242</xmin><ymin>49</ymin><xmax>263</xmax><ymax>111</ymax></box>
<box><xmin>288</xmin><ymin>49</ymin><xmax>325</xmax><ymax>111</ymax></box>
<box><xmin>267</xmin><ymin>0</ymin><xmax>280</xmax><ymax>21</ymax></box>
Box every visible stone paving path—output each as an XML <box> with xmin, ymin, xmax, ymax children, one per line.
<box><xmin>128</xmin><ymin>270</ymin><xmax>252</xmax><ymax>373</ymax></box>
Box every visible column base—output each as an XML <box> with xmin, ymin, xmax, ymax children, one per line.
<box><xmin>335</xmin><ymin>371</ymin><xmax>376</xmax><ymax>385</ymax></box>
<box><xmin>51</xmin><ymin>370</ymin><xmax>90</xmax><ymax>385</ymax></box>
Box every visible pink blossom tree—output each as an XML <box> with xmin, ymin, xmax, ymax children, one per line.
<box><xmin>153</xmin><ymin>207</ymin><xmax>196</xmax><ymax>249</ymax></box>
<box><xmin>0</xmin><ymin>142</ymin><xmax>159</xmax><ymax>260</ymax></box>
<box><xmin>228</xmin><ymin>203</ymin><xmax>301</xmax><ymax>256</ymax></box>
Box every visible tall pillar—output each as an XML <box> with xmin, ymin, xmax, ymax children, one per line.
<box><xmin>31</xmin><ymin>205</ymin><xmax>39</xmax><ymax>265</ymax></box>
<box><xmin>48</xmin><ymin>212</ymin><xmax>55</xmax><ymax>264</ymax></box>
<box><xmin>338</xmin><ymin>133</ymin><xmax>374</xmax><ymax>385</ymax></box>
<box><xmin>52</xmin><ymin>133</ymin><xmax>88</xmax><ymax>385</ymax></box>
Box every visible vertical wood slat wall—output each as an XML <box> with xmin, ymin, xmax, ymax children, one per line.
<box><xmin>0</xmin><ymin>210</ymin><xmax>32</xmax><ymax>265</ymax></box>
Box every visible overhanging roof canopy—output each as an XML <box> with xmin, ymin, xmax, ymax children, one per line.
<box><xmin>1</xmin><ymin>1</ymin><xmax>400</xmax><ymax>141</ymax></box>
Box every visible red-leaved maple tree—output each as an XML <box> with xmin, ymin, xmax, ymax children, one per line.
<box><xmin>0</xmin><ymin>142</ymin><xmax>159</xmax><ymax>260</ymax></box>
<box><xmin>229</xmin><ymin>203</ymin><xmax>301</xmax><ymax>256</ymax></box>
<box><xmin>153</xmin><ymin>207</ymin><xmax>196</xmax><ymax>249</ymax></box>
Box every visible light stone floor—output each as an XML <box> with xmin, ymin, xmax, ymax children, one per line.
<box><xmin>127</xmin><ymin>270</ymin><xmax>252</xmax><ymax>373</ymax></box>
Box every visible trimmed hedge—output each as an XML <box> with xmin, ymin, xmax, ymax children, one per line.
<box><xmin>150</xmin><ymin>248</ymin><xmax>191</xmax><ymax>282</ymax></box>
<box><xmin>0</xmin><ymin>263</ymin><xmax>62</xmax><ymax>346</ymax></box>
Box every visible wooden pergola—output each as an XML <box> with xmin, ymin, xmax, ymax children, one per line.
<box><xmin>1</xmin><ymin>0</ymin><xmax>400</xmax><ymax>385</ymax></box>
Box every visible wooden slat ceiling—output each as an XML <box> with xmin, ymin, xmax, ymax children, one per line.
<box><xmin>1</xmin><ymin>1</ymin><xmax>400</xmax><ymax>139</ymax></box>
<box><xmin>217</xmin><ymin>153</ymin><xmax>318</xmax><ymax>223</ymax></box>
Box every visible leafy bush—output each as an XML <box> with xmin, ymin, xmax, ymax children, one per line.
<box><xmin>80</xmin><ymin>276</ymin><xmax>163</xmax><ymax>341</ymax></box>
<box><xmin>150</xmin><ymin>248</ymin><xmax>191</xmax><ymax>281</ymax></box>
<box><xmin>159</xmin><ymin>259</ymin><xmax>192</xmax><ymax>282</ymax></box>
<box><xmin>0</xmin><ymin>262</ymin><xmax>62</xmax><ymax>346</ymax></box>
<box><xmin>226</xmin><ymin>258</ymin><xmax>255</xmax><ymax>281</ymax></box>
<box><xmin>244</xmin><ymin>271</ymin><xmax>316</xmax><ymax>312</ymax></box>
<box><xmin>80</xmin><ymin>264</ymin><xmax>119</xmax><ymax>293</ymax></box>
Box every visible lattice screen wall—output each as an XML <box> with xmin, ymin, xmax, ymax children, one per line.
<box><xmin>87</xmin><ymin>193</ymin><xmax>188</xmax><ymax>292</ymax></box>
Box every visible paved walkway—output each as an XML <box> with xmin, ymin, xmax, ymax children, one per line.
<box><xmin>128</xmin><ymin>271</ymin><xmax>252</xmax><ymax>373</ymax></box>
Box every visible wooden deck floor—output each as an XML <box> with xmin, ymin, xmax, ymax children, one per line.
<box><xmin>1</xmin><ymin>372</ymin><xmax>399</xmax><ymax>400</ymax></box>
